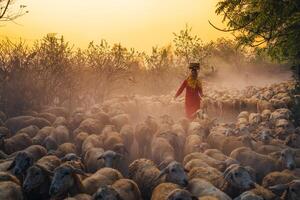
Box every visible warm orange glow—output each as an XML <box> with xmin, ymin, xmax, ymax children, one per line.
<box><xmin>1</xmin><ymin>0</ymin><xmax>230</xmax><ymax>52</ymax></box>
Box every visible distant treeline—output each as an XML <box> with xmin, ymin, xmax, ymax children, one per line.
<box><xmin>0</xmin><ymin>26</ymin><xmax>288</xmax><ymax>116</ymax></box>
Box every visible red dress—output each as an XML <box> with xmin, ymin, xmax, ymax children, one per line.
<box><xmin>175</xmin><ymin>76</ymin><xmax>203</xmax><ymax>120</ymax></box>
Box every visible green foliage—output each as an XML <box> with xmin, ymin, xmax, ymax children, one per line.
<box><xmin>215</xmin><ymin>0</ymin><xmax>300</xmax><ymax>64</ymax></box>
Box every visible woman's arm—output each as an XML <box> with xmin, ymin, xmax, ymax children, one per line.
<box><xmin>174</xmin><ymin>80</ymin><xmax>187</xmax><ymax>98</ymax></box>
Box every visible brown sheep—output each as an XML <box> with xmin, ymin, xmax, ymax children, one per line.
<box><xmin>81</xmin><ymin>134</ymin><xmax>103</xmax><ymax>156</ymax></box>
<box><xmin>184</xmin><ymin>159</ymin><xmax>211</xmax><ymax>171</ymax></box>
<box><xmin>53</xmin><ymin>116</ymin><xmax>68</xmax><ymax>127</ymax></box>
<box><xmin>110</xmin><ymin>114</ymin><xmax>130</xmax><ymax>131</ymax></box>
<box><xmin>262</xmin><ymin>170</ymin><xmax>299</xmax><ymax>188</ymax></box>
<box><xmin>74</xmin><ymin>132</ymin><xmax>89</xmax><ymax>154</ymax></box>
<box><xmin>84</xmin><ymin>147</ymin><xmax>105</xmax><ymax>173</ymax></box>
<box><xmin>51</xmin><ymin>143</ymin><xmax>77</xmax><ymax>158</ymax></box>
<box><xmin>93</xmin><ymin>179</ymin><xmax>142</xmax><ymax>200</ymax></box>
<box><xmin>23</xmin><ymin>155</ymin><xmax>61</xmax><ymax>200</ymax></box>
<box><xmin>8</xmin><ymin>145</ymin><xmax>47</xmax><ymax>178</ymax></box>
<box><xmin>151</xmin><ymin>182</ymin><xmax>195</xmax><ymax>200</ymax></box>
<box><xmin>230</xmin><ymin>147</ymin><xmax>296</xmax><ymax>182</ymax></box>
<box><xmin>183</xmin><ymin>152</ymin><xmax>226</xmax><ymax>172</ymax></box>
<box><xmin>0</xmin><ymin>172</ymin><xmax>20</xmax><ymax>185</ymax></box>
<box><xmin>32</xmin><ymin>126</ymin><xmax>54</xmax><ymax>145</ymax></box>
<box><xmin>43</xmin><ymin>125</ymin><xmax>69</xmax><ymax>151</ymax></box>
<box><xmin>16</xmin><ymin>125</ymin><xmax>39</xmax><ymax>137</ymax></box>
<box><xmin>5</xmin><ymin>116</ymin><xmax>34</xmax><ymax>133</ymax></box>
<box><xmin>129</xmin><ymin>159</ymin><xmax>188</xmax><ymax>200</ymax></box>
<box><xmin>0</xmin><ymin>133</ymin><xmax>32</xmax><ymax>155</ymax></box>
<box><xmin>135</xmin><ymin>123</ymin><xmax>154</xmax><ymax>158</ymax></box>
<box><xmin>77</xmin><ymin>118</ymin><xmax>105</xmax><ymax>135</ymax></box>
<box><xmin>285</xmin><ymin>134</ymin><xmax>300</xmax><ymax>148</ymax></box>
<box><xmin>102</xmin><ymin>131</ymin><xmax>124</xmax><ymax>151</ymax></box>
<box><xmin>49</xmin><ymin>165</ymin><xmax>123</xmax><ymax>198</ymax></box>
<box><xmin>0</xmin><ymin>181</ymin><xmax>23</xmax><ymax>200</ymax></box>
<box><xmin>269</xmin><ymin>180</ymin><xmax>300</xmax><ymax>200</ymax></box>
<box><xmin>184</xmin><ymin>134</ymin><xmax>203</xmax><ymax>156</ymax></box>
<box><xmin>151</xmin><ymin>137</ymin><xmax>175</xmax><ymax>168</ymax></box>
<box><xmin>120</xmin><ymin>124</ymin><xmax>134</xmax><ymax>152</ymax></box>
<box><xmin>187</xmin><ymin>178</ymin><xmax>231</xmax><ymax>200</ymax></box>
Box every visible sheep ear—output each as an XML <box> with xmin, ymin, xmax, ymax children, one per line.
<box><xmin>7</xmin><ymin>160</ymin><xmax>15</xmax><ymax>170</ymax></box>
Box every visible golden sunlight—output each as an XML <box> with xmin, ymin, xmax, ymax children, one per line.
<box><xmin>1</xmin><ymin>0</ymin><xmax>229</xmax><ymax>52</ymax></box>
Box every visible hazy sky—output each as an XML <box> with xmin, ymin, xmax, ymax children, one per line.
<box><xmin>1</xmin><ymin>0</ymin><xmax>231</xmax><ymax>52</ymax></box>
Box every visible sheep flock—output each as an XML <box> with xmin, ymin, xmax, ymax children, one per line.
<box><xmin>0</xmin><ymin>79</ymin><xmax>299</xmax><ymax>200</ymax></box>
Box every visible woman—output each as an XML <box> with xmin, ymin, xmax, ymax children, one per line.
<box><xmin>174</xmin><ymin>63</ymin><xmax>203</xmax><ymax>120</ymax></box>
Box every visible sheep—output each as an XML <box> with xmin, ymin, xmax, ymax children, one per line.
<box><xmin>230</xmin><ymin>147</ymin><xmax>297</xmax><ymax>182</ymax></box>
<box><xmin>32</xmin><ymin>126</ymin><xmax>54</xmax><ymax>145</ymax></box>
<box><xmin>183</xmin><ymin>152</ymin><xmax>226</xmax><ymax>172</ymax></box>
<box><xmin>8</xmin><ymin>145</ymin><xmax>47</xmax><ymax>178</ymax></box>
<box><xmin>5</xmin><ymin>116</ymin><xmax>34</xmax><ymax>133</ymax></box>
<box><xmin>151</xmin><ymin>182</ymin><xmax>195</xmax><ymax>200</ymax></box>
<box><xmin>111</xmin><ymin>114</ymin><xmax>130</xmax><ymax>131</ymax></box>
<box><xmin>151</xmin><ymin>137</ymin><xmax>175</xmax><ymax>168</ymax></box>
<box><xmin>43</xmin><ymin>125</ymin><xmax>69</xmax><ymax>151</ymax></box>
<box><xmin>285</xmin><ymin>134</ymin><xmax>300</xmax><ymax>148</ymax></box>
<box><xmin>119</xmin><ymin>124</ymin><xmax>134</xmax><ymax>152</ymax></box>
<box><xmin>49</xmin><ymin>164</ymin><xmax>123</xmax><ymax>198</ymax></box>
<box><xmin>81</xmin><ymin>134</ymin><xmax>103</xmax><ymax>156</ymax></box>
<box><xmin>184</xmin><ymin>134</ymin><xmax>203</xmax><ymax>156</ymax></box>
<box><xmin>84</xmin><ymin>147</ymin><xmax>105</xmax><ymax>173</ymax></box>
<box><xmin>262</xmin><ymin>170</ymin><xmax>299</xmax><ymax>188</ymax></box>
<box><xmin>269</xmin><ymin>180</ymin><xmax>300</xmax><ymax>200</ymax></box>
<box><xmin>16</xmin><ymin>125</ymin><xmax>39</xmax><ymax>137</ymax></box>
<box><xmin>102</xmin><ymin>131</ymin><xmax>124</xmax><ymax>151</ymax></box>
<box><xmin>0</xmin><ymin>172</ymin><xmax>19</xmax><ymax>188</ymax></box>
<box><xmin>97</xmin><ymin>150</ymin><xmax>126</xmax><ymax>175</ymax></box>
<box><xmin>187</xmin><ymin>178</ymin><xmax>231</xmax><ymax>200</ymax></box>
<box><xmin>0</xmin><ymin>181</ymin><xmax>23</xmax><ymax>200</ymax></box>
<box><xmin>93</xmin><ymin>179</ymin><xmax>142</xmax><ymax>200</ymax></box>
<box><xmin>51</xmin><ymin>143</ymin><xmax>77</xmax><ymax>158</ymax></box>
<box><xmin>53</xmin><ymin>116</ymin><xmax>68</xmax><ymax>127</ymax></box>
<box><xmin>184</xmin><ymin>159</ymin><xmax>211</xmax><ymax>171</ymax></box>
<box><xmin>74</xmin><ymin>132</ymin><xmax>89</xmax><ymax>154</ymax></box>
<box><xmin>23</xmin><ymin>155</ymin><xmax>61</xmax><ymax>200</ymax></box>
<box><xmin>129</xmin><ymin>159</ymin><xmax>188</xmax><ymax>200</ymax></box>
<box><xmin>188</xmin><ymin>166</ymin><xmax>223</xmax><ymax>189</ymax></box>
<box><xmin>0</xmin><ymin>132</ymin><xmax>32</xmax><ymax>154</ymax></box>
<box><xmin>135</xmin><ymin>123</ymin><xmax>154</xmax><ymax>158</ymax></box>
<box><xmin>77</xmin><ymin>118</ymin><xmax>105</xmax><ymax>135</ymax></box>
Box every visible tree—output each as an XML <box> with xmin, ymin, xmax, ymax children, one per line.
<box><xmin>0</xmin><ymin>0</ymin><xmax>27</xmax><ymax>22</ymax></box>
<box><xmin>212</xmin><ymin>0</ymin><xmax>300</xmax><ymax>125</ymax></box>
<box><xmin>173</xmin><ymin>25</ymin><xmax>212</xmax><ymax>77</ymax></box>
<box><xmin>211</xmin><ymin>0</ymin><xmax>300</xmax><ymax>66</ymax></box>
